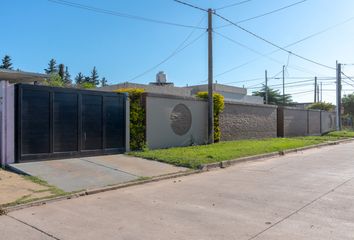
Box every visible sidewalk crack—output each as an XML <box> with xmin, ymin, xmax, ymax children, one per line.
<box><xmin>7</xmin><ymin>215</ymin><xmax>61</xmax><ymax>240</ymax></box>
<box><xmin>247</xmin><ymin>176</ymin><xmax>354</xmax><ymax>240</ymax></box>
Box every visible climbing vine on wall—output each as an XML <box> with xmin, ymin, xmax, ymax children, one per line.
<box><xmin>114</xmin><ymin>88</ymin><xmax>145</xmax><ymax>150</ymax></box>
<box><xmin>196</xmin><ymin>92</ymin><xmax>225</xmax><ymax>142</ymax></box>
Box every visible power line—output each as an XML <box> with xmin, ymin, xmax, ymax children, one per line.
<box><xmin>341</xmin><ymin>71</ymin><xmax>354</xmax><ymax>83</ymax></box>
<box><xmin>215</xmin><ymin>0</ymin><xmax>252</xmax><ymax>11</ymax></box>
<box><xmin>212</xmin><ymin>13</ymin><xmax>354</xmax><ymax>80</ymax></box>
<box><xmin>213</xmin><ymin>12</ymin><xmax>336</xmax><ymax>70</ymax></box>
<box><xmin>48</xmin><ymin>0</ymin><xmax>206</xmax><ymax>29</ymax></box>
<box><xmin>216</xmin><ymin>0</ymin><xmax>308</xmax><ymax>28</ymax></box>
<box><xmin>213</xmin><ymin>31</ymin><xmax>327</xmax><ymax>80</ymax></box>
<box><xmin>128</xmin><ymin>31</ymin><xmax>206</xmax><ymax>82</ymax></box>
<box><xmin>173</xmin><ymin>0</ymin><xmax>207</xmax><ymax>12</ymax></box>
<box><xmin>342</xmin><ymin>80</ymin><xmax>354</xmax><ymax>88</ymax></box>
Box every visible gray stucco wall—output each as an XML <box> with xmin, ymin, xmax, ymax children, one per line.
<box><xmin>308</xmin><ymin>110</ymin><xmax>321</xmax><ymax>136</ymax></box>
<box><xmin>321</xmin><ymin>111</ymin><xmax>336</xmax><ymax>133</ymax></box>
<box><xmin>145</xmin><ymin>94</ymin><xmax>208</xmax><ymax>149</ymax></box>
<box><xmin>278</xmin><ymin>107</ymin><xmax>308</xmax><ymax>137</ymax></box>
<box><xmin>220</xmin><ymin>102</ymin><xmax>277</xmax><ymax>141</ymax></box>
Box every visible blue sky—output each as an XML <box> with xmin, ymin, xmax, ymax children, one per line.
<box><xmin>1</xmin><ymin>0</ymin><xmax>354</xmax><ymax>103</ymax></box>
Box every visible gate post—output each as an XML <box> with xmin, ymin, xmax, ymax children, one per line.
<box><xmin>0</xmin><ymin>80</ymin><xmax>15</xmax><ymax>167</ymax></box>
<box><xmin>125</xmin><ymin>93</ymin><xmax>130</xmax><ymax>152</ymax></box>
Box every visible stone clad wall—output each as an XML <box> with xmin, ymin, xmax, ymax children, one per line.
<box><xmin>220</xmin><ymin>102</ymin><xmax>278</xmax><ymax>141</ymax></box>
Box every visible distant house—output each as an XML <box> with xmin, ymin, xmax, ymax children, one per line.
<box><xmin>98</xmin><ymin>71</ymin><xmax>264</xmax><ymax>104</ymax></box>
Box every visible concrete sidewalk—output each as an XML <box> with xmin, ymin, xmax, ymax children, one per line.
<box><xmin>2</xmin><ymin>142</ymin><xmax>354</xmax><ymax>240</ymax></box>
<box><xmin>9</xmin><ymin>155</ymin><xmax>187</xmax><ymax>192</ymax></box>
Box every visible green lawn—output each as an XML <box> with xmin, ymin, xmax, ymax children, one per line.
<box><xmin>130</xmin><ymin>131</ymin><xmax>354</xmax><ymax>169</ymax></box>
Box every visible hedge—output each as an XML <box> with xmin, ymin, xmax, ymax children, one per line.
<box><xmin>196</xmin><ymin>92</ymin><xmax>225</xmax><ymax>142</ymax></box>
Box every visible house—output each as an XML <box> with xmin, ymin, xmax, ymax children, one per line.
<box><xmin>99</xmin><ymin>71</ymin><xmax>264</xmax><ymax>104</ymax></box>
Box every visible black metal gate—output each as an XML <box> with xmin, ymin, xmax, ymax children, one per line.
<box><xmin>15</xmin><ymin>84</ymin><xmax>126</xmax><ymax>162</ymax></box>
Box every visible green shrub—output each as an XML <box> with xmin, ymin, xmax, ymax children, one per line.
<box><xmin>115</xmin><ymin>88</ymin><xmax>145</xmax><ymax>150</ymax></box>
<box><xmin>307</xmin><ymin>102</ymin><xmax>335</xmax><ymax>111</ymax></box>
<box><xmin>196</xmin><ymin>92</ymin><xmax>225</xmax><ymax>142</ymax></box>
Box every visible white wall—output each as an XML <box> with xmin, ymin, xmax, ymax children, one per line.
<box><xmin>146</xmin><ymin>94</ymin><xmax>208</xmax><ymax>149</ymax></box>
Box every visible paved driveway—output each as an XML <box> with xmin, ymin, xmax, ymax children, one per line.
<box><xmin>9</xmin><ymin>155</ymin><xmax>187</xmax><ymax>192</ymax></box>
<box><xmin>2</xmin><ymin>142</ymin><xmax>354</xmax><ymax>240</ymax></box>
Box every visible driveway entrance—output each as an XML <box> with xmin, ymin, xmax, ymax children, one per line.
<box><xmin>9</xmin><ymin>155</ymin><xmax>187</xmax><ymax>192</ymax></box>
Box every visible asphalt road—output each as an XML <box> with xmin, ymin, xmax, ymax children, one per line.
<box><xmin>1</xmin><ymin>142</ymin><xmax>354</xmax><ymax>240</ymax></box>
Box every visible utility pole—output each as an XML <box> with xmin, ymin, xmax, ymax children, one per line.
<box><xmin>265</xmin><ymin>70</ymin><xmax>268</xmax><ymax>104</ymax></box>
<box><xmin>336</xmin><ymin>61</ymin><xmax>342</xmax><ymax>131</ymax></box>
<box><xmin>317</xmin><ymin>84</ymin><xmax>320</xmax><ymax>103</ymax></box>
<box><xmin>314</xmin><ymin>77</ymin><xmax>317</xmax><ymax>103</ymax></box>
<box><xmin>320</xmin><ymin>82</ymin><xmax>323</xmax><ymax>102</ymax></box>
<box><xmin>282</xmin><ymin>65</ymin><xmax>285</xmax><ymax>105</ymax></box>
<box><xmin>207</xmin><ymin>8</ymin><xmax>214</xmax><ymax>144</ymax></box>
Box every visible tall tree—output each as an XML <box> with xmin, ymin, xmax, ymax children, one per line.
<box><xmin>63</xmin><ymin>66</ymin><xmax>71</xmax><ymax>85</ymax></box>
<box><xmin>90</xmin><ymin>66</ymin><xmax>99</xmax><ymax>86</ymax></box>
<box><xmin>0</xmin><ymin>55</ymin><xmax>13</xmax><ymax>69</ymax></box>
<box><xmin>252</xmin><ymin>85</ymin><xmax>293</xmax><ymax>106</ymax></box>
<box><xmin>44</xmin><ymin>58</ymin><xmax>57</xmax><ymax>74</ymax></box>
<box><xmin>58</xmin><ymin>64</ymin><xmax>65</xmax><ymax>79</ymax></box>
<box><xmin>100</xmin><ymin>77</ymin><xmax>108</xmax><ymax>87</ymax></box>
<box><xmin>75</xmin><ymin>72</ymin><xmax>84</xmax><ymax>84</ymax></box>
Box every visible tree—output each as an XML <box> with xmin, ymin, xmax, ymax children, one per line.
<box><xmin>0</xmin><ymin>55</ymin><xmax>13</xmax><ymax>69</ymax></box>
<box><xmin>63</xmin><ymin>66</ymin><xmax>71</xmax><ymax>85</ymax></box>
<box><xmin>100</xmin><ymin>77</ymin><xmax>108</xmax><ymax>87</ymax></box>
<box><xmin>80</xmin><ymin>82</ymin><xmax>96</xmax><ymax>89</ymax></box>
<box><xmin>307</xmin><ymin>102</ymin><xmax>335</xmax><ymax>111</ymax></box>
<box><xmin>45</xmin><ymin>73</ymin><xmax>64</xmax><ymax>87</ymax></box>
<box><xmin>44</xmin><ymin>59</ymin><xmax>57</xmax><ymax>74</ymax></box>
<box><xmin>75</xmin><ymin>72</ymin><xmax>84</xmax><ymax>85</ymax></box>
<box><xmin>342</xmin><ymin>93</ymin><xmax>354</xmax><ymax>116</ymax></box>
<box><xmin>58</xmin><ymin>64</ymin><xmax>65</xmax><ymax>79</ymax></box>
<box><xmin>252</xmin><ymin>85</ymin><xmax>293</xmax><ymax>106</ymax></box>
<box><xmin>90</xmin><ymin>66</ymin><xmax>99</xmax><ymax>86</ymax></box>
<box><xmin>84</xmin><ymin>76</ymin><xmax>91</xmax><ymax>84</ymax></box>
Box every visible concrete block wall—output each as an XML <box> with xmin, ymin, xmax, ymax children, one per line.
<box><xmin>321</xmin><ymin>111</ymin><xmax>336</xmax><ymax>133</ymax></box>
<box><xmin>278</xmin><ymin>107</ymin><xmax>335</xmax><ymax>137</ymax></box>
<box><xmin>220</xmin><ymin>102</ymin><xmax>278</xmax><ymax>141</ymax></box>
<box><xmin>308</xmin><ymin>110</ymin><xmax>322</xmax><ymax>136</ymax></box>
<box><xmin>277</xmin><ymin>107</ymin><xmax>308</xmax><ymax>137</ymax></box>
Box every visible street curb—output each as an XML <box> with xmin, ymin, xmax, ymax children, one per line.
<box><xmin>200</xmin><ymin>138</ymin><xmax>354</xmax><ymax>171</ymax></box>
<box><xmin>2</xmin><ymin>137</ymin><xmax>354</xmax><ymax>214</ymax></box>
<box><xmin>2</xmin><ymin>169</ymin><xmax>201</xmax><ymax>214</ymax></box>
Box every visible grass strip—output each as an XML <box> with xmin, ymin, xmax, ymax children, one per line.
<box><xmin>130</xmin><ymin>131</ymin><xmax>353</xmax><ymax>169</ymax></box>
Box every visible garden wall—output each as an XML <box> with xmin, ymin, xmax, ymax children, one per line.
<box><xmin>277</xmin><ymin>107</ymin><xmax>335</xmax><ymax>137</ymax></box>
<box><xmin>321</xmin><ymin>111</ymin><xmax>336</xmax><ymax>133</ymax></box>
<box><xmin>144</xmin><ymin>93</ymin><xmax>208</xmax><ymax>150</ymax></box>
<box><xmin>220</xmin><ymin>102</ymin><xmax>277</xmax><ymax>141</ymax></box>
<box><xmin>308</xmin><ymin>110</ymin><xmax>321</xmax><ymax>135</ymax></box>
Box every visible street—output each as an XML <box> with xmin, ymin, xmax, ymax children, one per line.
<box><xmin>1</xmin><ymin>142</ymin><xmax>354</xmax><ymax>240</ymax></box>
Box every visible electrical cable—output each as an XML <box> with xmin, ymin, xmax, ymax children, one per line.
<box><xmin>213</xmin><ymin>12</ymin><xmax>335</xmax><ymax>70</ymax></box>
<box><xmin>215</xmin><ymin>0</ymin><xmax>252</xmax><ymax>11</ymax></box>
<box><xmin>173</xmin><ymin>0</ymin><xmax>208</xmax><ymax>12</ymax></box>
<box><xmin>49</xmin><ymin>0</ymin><xmax>206</xmax><ymax>29</ymax></box>
<box><xmin>216</xmin><ymin>0</ymin><xmax>307</xmax><ymax>28</ymax></box>
<box><xmin>128</xmin><ymin>31</ymin><xmax>206</xmax><ymax>82</ymax></box>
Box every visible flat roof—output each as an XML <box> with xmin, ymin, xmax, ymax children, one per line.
<box><xmin>0</xmin><ymin>69</ymin><xmax>48</xmax><ymax>83</ymax></box>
